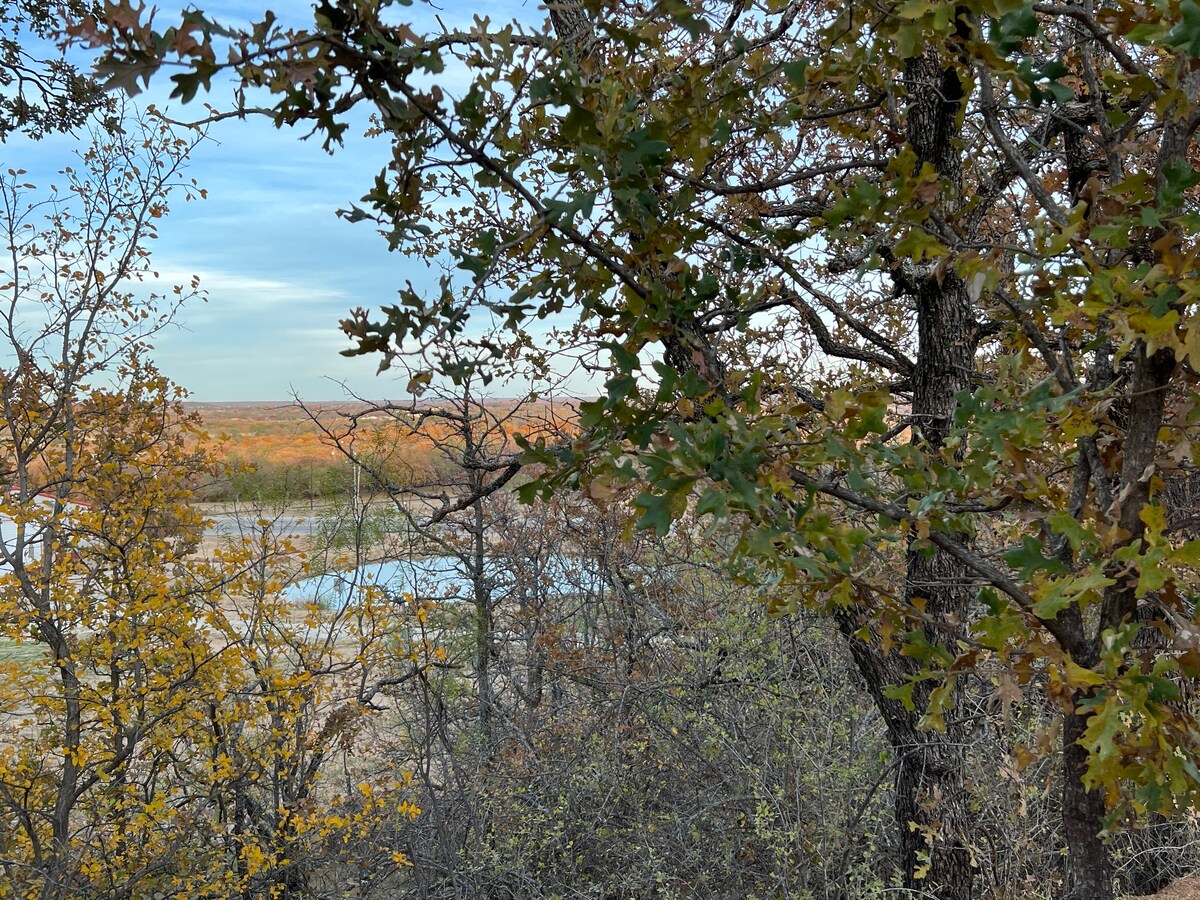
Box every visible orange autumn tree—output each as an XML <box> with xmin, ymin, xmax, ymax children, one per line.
<box><xmin>0</xmin><ymin>108</ymin><xmax>421</xmax><ymax>899</ymax></box>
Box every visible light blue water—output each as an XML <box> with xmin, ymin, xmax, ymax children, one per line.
<box><xmin>282</xmin><ymin>557</ymin><xmax>470</xmax><ymax>606</ymax></box>
<box><xmin>282</xmin><ymin>553</ymin><xmax>607</xmax><ymax>607</ymax></box>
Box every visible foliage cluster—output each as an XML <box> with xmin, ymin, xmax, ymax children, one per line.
<box><xmin>47</xmin><ymin>0</ymin><xmax>1200</xmax><ymax>896</ymax></box>
<box><xmin>0</xmin><ymin>104</ymin><xmax>425</xmax><ymax>899</ymax></box>
<box><xmin>354</xmin><ymin>483</ymin><xmax>1200</xmax><ymax>899</ymax></box>
<box><xmin>0</xmin><ymin>0</ymin><xmax>108</xmax><ymax>138</ymax></box>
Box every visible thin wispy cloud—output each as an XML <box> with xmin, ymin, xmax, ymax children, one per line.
<box><xmin>147</xmin><ymin>266</ymin><xmax>350</xmax><ymax>310</ymax></box>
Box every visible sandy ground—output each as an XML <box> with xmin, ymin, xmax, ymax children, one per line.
<box><xmin>1131</xmin><ymin>875</ymin><xmax>1200</xmax><ymax>899</ymax></box>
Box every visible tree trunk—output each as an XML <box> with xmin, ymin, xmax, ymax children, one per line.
<box><xmin>44</xmin><ymin>633</ymin><xmax>82</xmax><ymax>900</ymax></box>
<box><xmin>471</xmin><ymin>495</ymin><xmax>494</xmax><ymax>749</ymax></box>
<box><xmin>839</xmin><ymin>613</ymin><xmax>974</xmax><ymax>899</ymax></box>
<box><xmin>860</xmin><ymin>39</ymin><xmax>976</xmax><ymax>899</ymax></box>
<box><xmin>1059</xmin><ymin>343</ymin><xmax>1176</xmax><ymax>896</ymax></box>
<box><xmin>1063</xmin><ymin>702</ymin><xmax>1113</xmax><ymax>900</ymax></box>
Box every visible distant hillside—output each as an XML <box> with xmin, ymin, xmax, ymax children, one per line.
<box><xmin>183</xmin><ymin>399</ymin><xmax>575</xmax><ymax>503</ymax></box>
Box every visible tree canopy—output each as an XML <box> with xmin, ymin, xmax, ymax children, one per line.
<box><xmin>72</xmin><ymin>0</ymin><xmax>1200</xmax><ymax>896</ymax></box>
<box><xmin>0</xmin><ymin>0</ymin><xmax>108</xmax><ymax>139</ymax></box>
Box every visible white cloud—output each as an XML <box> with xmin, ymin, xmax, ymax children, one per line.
<box><xmin>146</xmin><ymin>265</ymin><xmax>349</xmax><ymax>311</ymax></box>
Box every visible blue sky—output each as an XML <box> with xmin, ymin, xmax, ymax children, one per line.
<box><xmin>6</xmin><ymin>0</ymin><xmax>548</xmax><ymax>401</ymax></box>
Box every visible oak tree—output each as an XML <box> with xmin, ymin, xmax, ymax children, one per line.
<box><xmin>0</xmin><ymin>0</ymin><xmax>109</xmax><ymax>139</ymax></box>
<box><xmin>75</xmin><ymin>1</ymin><xmax>1200</xmax><ymax>896</ymax></box>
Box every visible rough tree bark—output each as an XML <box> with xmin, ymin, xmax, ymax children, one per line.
<box><xmin>850</xmin><ymin>42</ymin><xmax>979</xmax><ymax>899</ymax></box>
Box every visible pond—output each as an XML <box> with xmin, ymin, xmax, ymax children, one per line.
<box><xmin>282</xmin><ymin>552</ymin><xmax>608</xmax><ymax>608</ymax></box>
